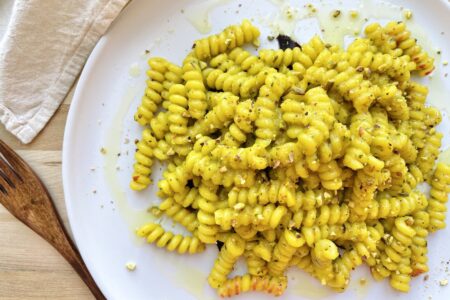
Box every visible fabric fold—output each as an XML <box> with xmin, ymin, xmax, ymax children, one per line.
<box><xmin>0</xmin><ymin>0</ymin><xmax>129</xmax><ymax>143</ymax></box>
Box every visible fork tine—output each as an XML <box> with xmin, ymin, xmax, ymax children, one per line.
<box><xmin>0</xmin><ymin>151</ymin><xmax>20</xmax><ymax>183</ymax></box>
<box><xmin>0</xmin><ymin>140</ymin><xmax>27</xmax><ymax>180</ymax></box>
<box><xmin>0</xmin><ymin>169</ymin><xmax>12</xmax><ymax>194</ymax></box>
<box><xmin>0</xmin><ymin>167</ymin><xmax>15</xmax><ymax>188</ymax></box>
<box><xmin>0</xmin><ymin>184</ymin><xmax>7</xmax><ymax>194</ymax></box>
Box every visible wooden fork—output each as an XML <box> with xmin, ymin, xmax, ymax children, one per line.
<box><xmin>0</xmin><ymin>140</ymin><xmax>105</xmax><ymax>299</ymax></box>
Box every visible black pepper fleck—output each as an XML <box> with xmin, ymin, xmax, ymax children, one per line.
<box><xmin>276</xmin><ymin>35</ymin><xmax>301</xmax><ymax>50</ymax></box>
<box><xmin>216</xmin><ymin>240</ymin><xmax>224</xmax><ymax>251</ymax></box>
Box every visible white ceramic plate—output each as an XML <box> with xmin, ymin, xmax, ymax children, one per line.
<box><xmin>63</xmin><ymin>0</ymin><xmax>450</xmax><ymax>299</ymax></box>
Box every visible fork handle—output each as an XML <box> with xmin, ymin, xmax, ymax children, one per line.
<box><xmin>53</xmin><ymin>233</ymin><xmax>106</xmax><ymax>300</ymax></box>
<box><xmin>2</xmin><ymin>193</ymin><xmax>106</xmax><ymax>299</ymax></box>
<box><xmin>12</xmin><ymin>208</ymin><xmax>106</xmax><ymax>299</ymax></box>
<box><xmin>0</xmin><ymin>139</ymin><xmax>105</xmax><ymax>299</ymax></box>
<box><xmin>5</xmin><ymin>204</ymin><xmax>105</xmax><ymax>299</ymax></box>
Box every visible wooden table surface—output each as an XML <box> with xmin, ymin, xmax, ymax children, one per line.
<box><xmin>0</xmin><ymin>1</ymin><xmax>93</xmax><ymax>299</ymax></box>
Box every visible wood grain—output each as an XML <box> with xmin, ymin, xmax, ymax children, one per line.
<box><xmin>0</xmin><ymin>85</ymin><xmax>94</xmax><ymax>299</ymax></box>
<box><xmin>0</xmin><ymin>139</ymin><xmax>104</xmax><ymax>299</ymax></box>
<box><xmin>0</xmin><ymin>2</ymin><xmax>92</xmax><ymax>298</ymax></box>
<box><xmin>0</xmin><ymin>206</ymin><xmax>94</xmax><ymax>300</ymax></box>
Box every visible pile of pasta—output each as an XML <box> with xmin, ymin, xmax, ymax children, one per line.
<box><xmin>131</xmin><ymin>19</ymin><xmax>450</xmax><ymax>297</ymax></box>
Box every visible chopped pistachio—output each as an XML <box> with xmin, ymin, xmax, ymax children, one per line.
<box><xmin>359</xmin><ymin>278</ymin><xmax>367</xmax><ymax>286</ymax></box>
<box><xmin>332</xmin><ymin>10</ymin><xmax>341</xmax><ymax>18</ymax></box>
<box><xmin>166</xmin><ymin>148</ymin><xmax>175</xmax><ymax>156</ymax></box>
<box><xmin>273</xmin><ymin>160</ymin><xmax>281</xmax><ymax>169</ymax></box>
<box><xmin>233</xmin><ymin>203</ymin><xmax>245</xmax><ymax>210</ymax></box>
<box><xmin>126</xmin><ymin>262</ymin><xmax>136</xmax><ymax>271</ymax></box>
<box><xmin>404</xmin><ymin>10</ymin><xmax>413</xmax><ymax>20</ymax></box>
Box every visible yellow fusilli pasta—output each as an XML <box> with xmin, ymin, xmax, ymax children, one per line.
<box><xmin>193</xmin><ymin>19</ymin><xmax>260</xmax><ymax>60</ymax></box>
<box><xmin>137</xmin><ymin>223</ymin><xmax>205</xmax><ymax>254</ymax></box>
<box><xmin>130</xmin><ymin>19</ymin><xmax>448</xmax><ymax>297</ymax></box>
<box><xmin>208</xmin><ymin>234</ymin><xmax>246</xmax><ymax>288</ymax></box>
<box><xmin>130</xmin><ymin>128</ymin><xmax>157</xmax><ymax>190</ymax></box>
<box><xmin>218</xmin><ymin>274</ymin><xmax>287</xmax><ymax>297</ymax></box>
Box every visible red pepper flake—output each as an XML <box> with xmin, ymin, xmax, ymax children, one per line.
<box><xmin>424</xmin><ymin>67</ymin><xmax>435</xmax><ymax>76</ymax></box>
<box><xmin>411</xmin><ymin>268</ymin><xmax>425</xmax><ymax>277</ymax></box>
<box><xmin>132</xmin><ymin>175</ymin><xmax>140</xmax><ymax>182</ymax></box>
<box><xmin>358</xmin><ymin>127</ymin><xmax>365</xmax><ymax>137</ymax></box>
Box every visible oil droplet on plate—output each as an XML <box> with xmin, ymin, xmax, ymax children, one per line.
<box><xmin>185</xmin><ymin>0</ymin><xmax>233</xmax><ymax>34</ymax></box>
<box><xmin>103</xmin><ymin>86</ymin><xmax>155</xmax><ymax>231</ymax></box>
<box><xmin>129</xmin><ymin>63</ymin><xmax>141</xmax><ymax>78</ymax></box>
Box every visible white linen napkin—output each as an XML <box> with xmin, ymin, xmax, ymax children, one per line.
<box><xmin>0</xmin><ymin>0</ymin><xmax>129</xmax><ymax>144</ymax></box>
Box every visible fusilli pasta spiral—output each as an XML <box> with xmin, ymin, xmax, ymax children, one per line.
<box><xmin>132</xmin><ymin>19</ymin><xmax>447</xmax><ymax>297</ymax></box>
<box><xmin>137</xmin><ymin>223</ymin><xmax>205</xmax><ymax>254</ymax></box>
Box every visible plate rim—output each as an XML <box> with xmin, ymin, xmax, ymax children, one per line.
<box><xmin>62</xmin><ymin>36</ymin><xmax>112</xmax><ymax>298</ymax></box>
<box><xmin>61</xmin><ymin>0</ymin><xmax>450</xmax><ymax>299</ymax></box>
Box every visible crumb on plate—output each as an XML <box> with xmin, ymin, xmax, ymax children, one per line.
<box><xmin>126</xmin><ymin>262</ymin><xmax>136</xmax><ymax>271</ymax></box>
<box><xmin>404</xmin><ymin>10</ymin><xmax>413</xmax><ymax>20</ymax></box>
<box><xmin>332</xmin><ymin>10</ymin><xmax>341</xmax><ymax>18</ymax></box>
